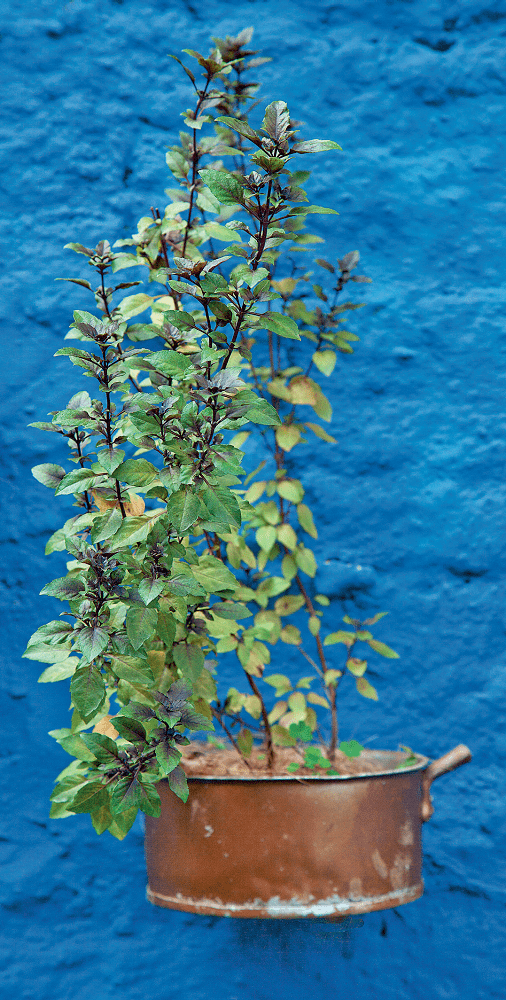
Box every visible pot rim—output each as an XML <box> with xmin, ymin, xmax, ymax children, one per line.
<box><xmin>180</xmin><ymin>751</ymin><xmax>431</xmax><ymax>782</ymax></box>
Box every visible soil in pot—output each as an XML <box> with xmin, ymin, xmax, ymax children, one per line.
<box><xmin>180</xmin><ymin>742</ymin><xmax>420</xmax><ymax>778</ymax></box>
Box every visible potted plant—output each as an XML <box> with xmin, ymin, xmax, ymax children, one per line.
<box><xmin>25</xmin><ymin>27</ymin><xmax>471</xmax><ymax>919</ymax></box>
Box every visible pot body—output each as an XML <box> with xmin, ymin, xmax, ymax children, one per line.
<box><xmin>145</xmin><ymin>752</ymin><xmax>431</xmax><ymax>919</ymax></box>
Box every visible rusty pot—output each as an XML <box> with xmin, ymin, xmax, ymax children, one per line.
<box><xmin>145</xmin><ymin>744</ymin><xmax>471</xmax><ymax>919</ymax></box>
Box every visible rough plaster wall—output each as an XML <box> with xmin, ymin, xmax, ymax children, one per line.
<box><xmin>1</xmin><ymin>1</ymin><xmax>505</xmax><ymax>997</ymax></box>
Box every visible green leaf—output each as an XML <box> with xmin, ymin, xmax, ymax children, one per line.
<box><xmin>110</xmin><ymin>253</ymin><xmax>141</xmax><ymax>271</ymax></box>
<box><xmin>289</xmin><ymin>720</ymin><xmax>312</xmax><ymax>742</ymax></box>
<box><xmin>70</xmin><ymin>664</ymin><xmax>106</xmax><ymax>722</ymax></box>
<box><xmin>367</xmin><ymin>639</ymin><xmax>400</xmax><ymax>658</ymax></box>
<box><xmin>166</xmin><ymin>490</ymin><xmax>201</xmax><ymax>532</ymax></box>
<box><xmin>297</xmin><ymin>503</ymin><xmax>318</xmax><ymax>539</ymax></box>
<box><xmin>114</xmin><ymin>459</ymin><xmax>159</xmax><ymax>488</ymax></box>
<box><xmin>115</xmin><ymin>293</ymin><xmax>153</xmax><ymax>320</ymax></box>
<box><xmin>108</xmin><ymin>516</ymin><xmax>151</xmax><ymax>548</ymax></box>
<box><xmin>90</xmin><ymin>802</ymin><xmax>113</xmax><ymax>835</ymax></box>
<box><xmin>256</xmin><ymin>312</ymin><xmax>300</xmax><ymax>341</ymax></box>
<box><xmin>75</xmin><ymin>626</ymin><xmax>109</xmax><ymax>661</ymax></box>
<box><xmin>275</xmin><ymin>425</ymin><xmax>301</xmax><ymax>452</ymax></box>
<box><xmin>38</xmin><ymin>659</ymin><xmax>79</xmax><ymax>682</ymax></box>
<box><xmin>200</xmin><ymin>485</ymin><xmax>241</xmax><ymax>530</ymax></box>
<box><xmin>290</xmin><ymin>205</ymin><xmax>339</xmax><ymax>216</ymax></box>
<box><xmin>356</xmin><ymin>676</ymin><xmax>378</xmax><ymax>700</ymax></box>
<box><xmin>159</xmin><ymin>310</ymin><xmax>196</xmax><ymax>331</ymax></box>
<box><xmin>173</xmin><ymin>643</ymin><xmax>205</xmax><ymax>682</ymax></box>
<box><xmin>31</xmin><ymin>464</ymin><xmax>66</xmax><ymax>489</ymax></box>
<box><xmin>126</xmin><ymin>606</ymin><xmax>158</xmax><ymax>650</ymax></box>
<box><xmin>323</xmin><ymin>630</ymin><xmax>355</xmax><ymax>647</ymax></box>
<box><xmin>70</xmin><ymin>781</ymin><xmax>108</xmax><ymax>815</ymax></box>
<box><xmin>166</xmin><ymin>765</ymin><xmax>189</xmax><ymax>802</ymax></box>
<box><xmin>90</xmin><ymin>507</ymin><xmax>123</xmax><ymax>544</ymax></box>
<box><xmin>155</xmin><ymin>739</ymin><xmax>181</xmax><ymax>777</ymax></box>
<box><xmin>108</xmin><ymin>806</ymin><xmax>138</xmax><ymax>840</ymax></box>
<box><xmin>41</xmin><ymin>577</ymin><xmax>85</xmax><ymax>600</ymax></box>
<box><xmin>277</xmin><ymin>479</ymin><xmax>304</xmax><ymax>503</ymax></box>
<box><xmin>211</xmin><ymin>602</ymin><xmax>251</xmax><ymax>621</ymax></box>
<box><xmin>198</xmin><ymin>168</ymin><xmax>244</xmax><ymax>206</ymax></box>
<box><xmin>110</xmin><ymin>655</ymin><xmax>155</xmax><ymax>686</ymax></box>
<box><xmin>23</xmin><ymin>643</ymin><xmax>72</xmax><ymax>663</ymax></box>
<box><xmin>55</xmin><ymin>468</ymin><xmax>101</xmax><ymax>496</ymax></box>
<box><xmin>58</xmin><ymin>734</ymin><xmax>98</xmax><ymax>762</ymax></box>
<box><xmin>263</xmin><ymin>673</ymin><xmax>292</xmax><ymax>697</ymax></box>
<box><xmin>167</xmin><ymin>573</ymin><xmax>205</xmax><ymax>597</ymax></box>
<box><xmin>339</xmin><ymin>740</ymin><xmax>364</xmax><ymax>758</ymax></box>
<box><xmin>245</xmin><ymin>401</ymin><xmax>282</xmax><ymax>426</ymax></box>
<box><xmin>112</xmin><ymin>716</ymin><xmax>148</xmax><ymax>744</ymax></box>
<box><xmin>138</xmin><ymin>578</ymin><xmax>166</xmax><ymax>606</ymax></box>
<box><xmin>110</xmin><ymin>775</ymin><xmax>143</xmax><ymax>814</ymax></box>
<box><xmin>146</xmin><ymin>351</ymin><xmax>194</xmax><ymax>378</ymax></box>
<box><xmin>291</xmin><ymin>139</ymin><xmax>342</xmax><ymax>153</ymax></box>
<box><xmin>80</xmin><ymin>732</ymin><xmax>121</xmax><ymax>765</ymax></box>
<box><xmin>96</xmin><ymin>448</ymin><xmax>125</xmax><ymax>475</ymax></box>
<box><xmin>193</xmin><ymin>558</ymin><xmax>237</xmax><ymax>594</ymax></box>
<box><xmin>156</xmin><ymin>599</ymin><xmax>176</xmax><ymax>648</ymax></box>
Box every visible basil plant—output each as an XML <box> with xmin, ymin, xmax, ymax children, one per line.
<box><xmin>25</xmin><ymin>28</ymin><xmax>399</xmax><ymax>839</ymax></box>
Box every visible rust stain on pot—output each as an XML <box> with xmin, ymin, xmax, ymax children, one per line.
<box><xmin>349</xmin><ymin>878</ymin><xmax>363</xmax><ymax>900</ymax></box>
<box><xmin>389</xmin><ymin>853</ymin><xmax>412</xmax><ymax>890</ymax></box>
<box><xmin>399</xmin><ymin>820</ymin><xmax>414</xmax><ymax>845</ymax></box>
<box><xmin>372</xmin><ymin>849</ymin><xmax>388</xmax><ymax>879</ymax></box>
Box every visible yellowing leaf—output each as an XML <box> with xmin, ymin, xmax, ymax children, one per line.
<box><xmin>295</xmin><ymin>546</ymin><xmax>317</xmax><ymax>577</ymax></box>
<box><xmin>312</xmin><ymin>350</ymin><xmax>336</xmax><ymax>376</ymax></box>
<box><xmin>275</xmin><ymin>424</ymin><xmax>301</xmax><ymax>452</ymax></box>
<box><xmin>277</xmin><ymin>479</ymin><xmax>304</xmax><ymax>503</ymax></box>
<box><xmin>323</xmin><ymin>630</ymin><xmax>355</xmax><ymax>647</ymax></box>
<box><xmin>304</xmin><ymin>422</ymin><xmax>337</xmax><ymax>443</ymax></box>
<box><xmin>368</xmin><ymin>639</ymin><xmax>400</xmax><ymax>658</ymax></box>
<box><xmin>93</xmin><ymin>715</ymin><xmax>119</xmax><ymax>739</ymax></box>
<box><xmin>356</xmin><ymin>676</ymin><xmax>378</xmax><ymax>700</ymax></box>
<box><xmin>307</xmin><ymin>692</ymin><xmax>329</xmax><ymax>708</ymax></box>
<box><xmin>244</xmin><ymin>481</ymin><xmax>267</xmax><ymax>503</ymax></box>
<box><xmin>346</xmin><ymin>657</ymin><xmax>368</xmax><ymax>677</ymax></box>
<box><xmin>276</xmin><ymin>523</ymin><xmax>297</xmax><ymax>550</ymax></box>
<box><xmin>280</xmin><ymin>625</ymin><xmax>302</xmax><ymax>645</ymax></box>
<box><xmin>308</xmin><ymin>615</ymin><xmax>320</xmax><ymax>636</ymax></box>
<box><xmin>92</xmin><ymin>491</ymin><xmax>145</xmax><ymax>516</ymax></box>
<box><xmin>288</xmin><ymin>375</ymin><xmax>318</xmax><ymax>406</ymax></box>
<box><xmin>274</xmin><ymin>595</ymin><xmax>305</xmax><ymax>616</ymax></box>
<box><xmin>256</xmin><ymin>525</ymin><xmax>277</xmax><ymax>552</ymax></box>
<box><xmin>297</xmin><ymin>503</ymin><xmax>317</xmax><ymax>539</ymax></box>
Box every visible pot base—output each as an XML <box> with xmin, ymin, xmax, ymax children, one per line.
<box><xmin>146</xmin><ymin>881</ymin><xmax>424</xmax><ymax>919</ymax></box>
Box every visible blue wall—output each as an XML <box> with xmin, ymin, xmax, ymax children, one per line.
<box><xmin>1</xmin><ymin>1</ymin><xmax>505</xmax><ymax>997</ymax></box>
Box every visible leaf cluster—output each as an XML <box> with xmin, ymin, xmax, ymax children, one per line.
<box><xmin>26</xmin><ymin>28</ymin><xmax>405</xmax><ymax>836</ymax></box>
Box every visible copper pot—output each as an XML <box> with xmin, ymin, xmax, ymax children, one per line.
<box><xmin>144</xmin><ymin>744</ymin><xmax>471</xmax><ymax>919</ymax></box>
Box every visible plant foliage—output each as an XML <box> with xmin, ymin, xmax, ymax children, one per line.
<box><xmin>26</xmin><ymin>27</ymin><xmax>403</xmax><ymax>837</ymax></box>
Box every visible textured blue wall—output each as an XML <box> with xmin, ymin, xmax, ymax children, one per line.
<box><xmin>1</xmin><ymin>1</ymin><xmax>505</xmax><ymax>997</ymax></box>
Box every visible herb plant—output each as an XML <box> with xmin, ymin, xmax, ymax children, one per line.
<box><xmin>25</xmin><ymin>28</ymin><xmax>400</xmax><ymax>839</ymax></box>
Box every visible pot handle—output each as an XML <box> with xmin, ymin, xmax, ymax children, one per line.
<box><xmin>421</xmin><ymin>744</ymin><xmax>472</xmax><ymax>822</ymax></box>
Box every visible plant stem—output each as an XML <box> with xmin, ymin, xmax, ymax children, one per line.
<box><xmin>244</xmin><ymin>672</ymin><xmax>274</xmax><ymax>770</ymax></box>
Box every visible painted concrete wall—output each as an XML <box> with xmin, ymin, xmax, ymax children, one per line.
<box><xmin>1</xmin><ymin>1</ymin><xmax>505</xmax><ymax>997</ymax></box>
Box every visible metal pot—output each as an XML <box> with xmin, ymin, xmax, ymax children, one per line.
<box><xmin>145</xmin><ymin>744</ymin><xmax>471</xmax><ymax>919</ymax></box>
